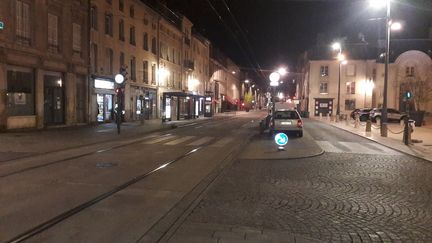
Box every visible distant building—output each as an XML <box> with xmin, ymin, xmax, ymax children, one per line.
<box><xmin>0</xmin><ymin>0</ymin><xmax>90</xmax><ymax>130</ymax></box>
<box><xmin>299</xmin><ymin>39</ymin><xmax>432</xmax><ymax>117</ymax></box>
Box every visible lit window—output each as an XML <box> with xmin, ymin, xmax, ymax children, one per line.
<box><xmin>15</xmin><ymin>0</ymin><xmax>31</xmax><ymax>45</ymax></box>
<box><xmin>320</xmin><ymin>66</ymin><xmax>329</xmax><ymax>77</ymax></box>
<box><xmin>47</xmin><ymin>13</ymin><xmax>59</xmax><ymax>53</ymax></box>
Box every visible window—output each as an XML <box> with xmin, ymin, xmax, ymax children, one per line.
<box><xmin>47</xmin><ymin>13</ymin><xmax>59</xmax><ymax>53</ymax></box>
<box><xmin>319</xmin><ymin>82</ymin><xmax>328</xmax><ymax>94</ymax></box>
<box><xmin>151</xmin><ymin>37</ymin><xmax>157</xmax><ymax>54</ymax></box>
<box><xmin>15</xmin><ymin>0</ymin><xmax>31</xmax><ymax>46</ymax></box>
<box><xmin>345</xmin><ymin>99</ymin><xmax>356</xmax><ymax>110</ymax></box>
<box><xmin>151</xmin><ymin>63</ymin><xmax>156</xmax><ymax>84</ymax></box>
<box><xmin>320</xmin><ymin>66</ymin><xmax>329</xmax><ymax>77</ymax></box>
<box><xmin>120</xmin><ymin>52</ymin><xmax>125</xmax><ymax>68</ymax></box>
<box><xmin>90</xmin><ymin>6</ymin><xmax>98</xmax><ymax>30</ymax></box>
<box><xmin>274</xmin><ymin>111</ymin><xmax>300</xmax><ymax>119</ymax></box>
<box><xmin>105</xmin><ymin>13</ymin><xmax>113</xmax><ymax>36</ymax></box>
<box><xmin>119</xmin><ymin>19</ymin><xmax>124</xmax><ymax>41</ymax></box>
<box><xmin>130</xmin><ymin>5</ymin><xmax>134</xmax><ymax>18</ymax></box>
<box><xmin>7</xmin><ymin>69</ymin><xmax>35</xmax><ymax>116</ymax></box>
<box><xmin>129</xmin><ymin>26</ymin><xmax>135</xmax><ymax>45</ymax></box>
<box><xmin>143</xmin><ymin>61</ymin><xmax>149</xmax><ymax>83</ymax></box>
<box><xmin>346</xmin><ymin>64</ymin><xmax>356</xmax><ymax>76</ymax></box>
<box><xmin>346</xmin><ymin>81</ymin><xmax>356</xmax><ymax>94</ymax></box>
<box><xmin>406</xmin><ymin>66</ymin><xmax>415</xmax><ymax>77</ymax></box>
<box><xmin>91</xmin><ymin>43</ymin><xmax>98</xmax><ymax>72</ymax></box>
<box><xmin>130</xmin><ymin>56</ymin><xmax>136</xmax><ymax>81</ymax></box>
<box><xmin>72</xmin><ymin>23</ymin><xmax>82</xmax><ymax>54</ymax></box>
<box><xmin>106</xmin><ymin>48</ymin><xmax>113</xmax><ymax>74</ymax></box>
<box><xmin>119</xmin><ymin>0</ymin><xmax>124</xmax><ymax>11</ymax></box>
<box><xmin>143</xmin><ymin>32</ymin><xmax>148</xmax><ymax>50</ymax></box>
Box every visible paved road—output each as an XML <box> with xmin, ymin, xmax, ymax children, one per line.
<box><xmin>0</xmin><ymin>112</ymin><xmax>264</xmax><ymax>242</ymax></box>
<box><xmin>168</xmin><ymin>119</ymin><xmax>432</xmax><ymax>243</ymax></box>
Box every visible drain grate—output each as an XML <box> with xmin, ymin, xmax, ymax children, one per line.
<box><xmin>96</xmin><ymin>162</ymin><xmax>117</xmax><ymax>168</ymax></box>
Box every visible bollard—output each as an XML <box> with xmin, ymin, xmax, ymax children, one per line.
<box><xmin>345</xmin><ymin>117</ymin><xmax>349</xmax><ymax>126</ymax></box>
<box><xmin>366</xmin><ymin>119</ymin><xmax>371</xmax><ymax>132</ymax></box>
<box><xmin>403</xmin><ymin>116</ymin><xmax>410</xmax><ymax>145</ymax></box>
<box><xmin>319</xmin><ymin>113</ymin><xmax>322</xmax><ymax>120</ymax></box>
<box><xmin>354</xmin><ymin>114</ymin><xmax>360</xmax><ymax>128</ymax></box>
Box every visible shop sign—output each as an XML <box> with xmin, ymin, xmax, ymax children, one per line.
<box><xmin>0</xmin><ymin>21</ymin><xmax>4</xmax><ymax>30</ymax></box>
<box><xmin>95</xmin><ymin>79</ymin><xmax>114</xmax><ymax>90</ymax></box>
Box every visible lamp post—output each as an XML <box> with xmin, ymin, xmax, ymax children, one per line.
<box><xmin>332</xmin><ymin>42</ymin><xmax>347</xmax><ymax>121</ymax></box>
<box><xmin>114</xmin><ymin>73</ymin><xmax>125</xmax><ymax>134</ymax></box>
<box><xmin>369</xmin><ymin>0</ymin><xmax>392</xmax><ymax>137</ymax></box>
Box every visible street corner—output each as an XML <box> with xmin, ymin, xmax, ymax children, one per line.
<box><xmin>239</xmin><ymin>131</ymin><xmax>324</xmax><ymax>160</ymax></box>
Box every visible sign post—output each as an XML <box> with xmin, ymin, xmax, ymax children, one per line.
<box><xmin>274</xmin><ymin>132</ymin><xmax>288</xmax><ymax>151</ymax></box>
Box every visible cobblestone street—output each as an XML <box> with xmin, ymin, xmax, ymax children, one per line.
<box><xmin>171</xmin><ymin>151</ymin><xmax>432</xmax><ymax>242</ymax></box>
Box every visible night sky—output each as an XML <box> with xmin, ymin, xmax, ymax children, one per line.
<box><xmin>165</xmin><ymin>0</ymin><xmax>431</xmax><ymax>84</ymax></box>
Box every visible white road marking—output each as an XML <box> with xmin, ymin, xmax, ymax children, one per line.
<box><xmin>365</xmin><ymin>142</ymin><xmax>402</xmax><ymax>155</ymax></box>
<box><xmin>316</xmin><ymin>141</ymin><xmax>343</xmax><ymax>153</ymax></box>
<box><xmin>143</xmin><ymin>135</ymin><xmax>177</xmax><ymax>144</ymax></box>
<box><xmin>187</xmin><ymin>136</ymin><xmax>214</xmax><ymax>146</ymax></box>
<box><xmin>339</xmin><ymin>142</ymin><xmax>376</xmax><ymax>154</ymax></box>
<box><xmin>164</xmin><ymin>136</ymin><xmax>195</xmax><ymax>145</ymax></box>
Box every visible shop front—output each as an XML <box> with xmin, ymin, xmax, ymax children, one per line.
<box><xmin>93</xmin><ymin>77</ymin><xmax>115</xmax><ymax>123</ymax></box>
<box><xmin>162</xmin><ymin>92</ymin><xmax>204</xmax><ymax>121</ymax></box>
<box><xmin>132</xmin><ymin>87</ymin><xmax>157</xmax><ymax>121</ymax></box>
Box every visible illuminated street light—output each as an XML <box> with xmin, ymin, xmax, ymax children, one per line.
<box><xmin>278</xmin><ymin>67</ymin><xmax>287</xmax><ymax>76</ymax></box>
<box><xmin>331</xmin><ymin>42</ymin><xmax>346</xmax><ymax>121</ymax></box>
<box><xmin>115</xmin><ymin>74</ymin><xmax>124</xmax><ymax>84</ymax></box>
<box><xmin>244</xmin><ymin>79</ymin><xmax>250</xmax><ymax>83</ymax></box>
<box><xmin>269</xmin><ymin>72</ymin><xmax>280</xmax><ymax>86</ymax></box>
<box><xmin>331</xmin><ymin>42</ymin><xmax>341</xmax><ymax>51</ymax></box>
<box><xmin>391</xmin><ymin>21</ymin><xmax>402</xmax><ymax>31</ymax></box>
<box><xmin>369</xmin><ymin>0</ymin><xmax>400</xmax><ymax>137</ymax></box>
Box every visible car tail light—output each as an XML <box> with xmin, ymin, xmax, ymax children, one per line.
<box><xmin>297</xmin><ymin>119</ymin><xmax>303</xmax><ymax>127</ymax></box>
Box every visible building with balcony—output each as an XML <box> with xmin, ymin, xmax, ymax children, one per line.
<box><xmin>0</xmin><ymin>0</ymin><xmax>90</xmax><ymax>130</ymax></box>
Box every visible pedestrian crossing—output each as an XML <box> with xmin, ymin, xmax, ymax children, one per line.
<box><xmin>316</xmin><ymin>140</ymin><xmax>402</xmax><ymax>155</ymax></box>
<box><xmin>142</xmin><ymin>135</ymin><xmax>234</xmax><ymax>148</ymax></box>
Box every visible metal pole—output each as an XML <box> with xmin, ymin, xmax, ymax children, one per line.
<box><xmin>381</xmin><ymin>0</ymin><xmax>390</xmax><ymax>137</ymax></box>
<box><xmin>336</xmin><ymin>61</ymin><xmax>341</xmax><ymax>120</ymax></box>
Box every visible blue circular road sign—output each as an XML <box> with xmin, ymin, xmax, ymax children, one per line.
<box><xmin>274</xmin><ymin>133</ymin><xmax>288</xmax><ymax>146</ymax></box>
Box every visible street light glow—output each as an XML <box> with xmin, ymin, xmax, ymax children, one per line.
<box><xmin>115</xmin><ymin>74</ymin><xmax>124</xmax><ymax>84</ymax></box>
<box><xmin>269</xmin><ymin>72</ymin><xmax>280</xmax><ymax>83</ymax></box>
<box><xmin>391</xmin><ymin>22</ymin><xmax>402</xmax><ymax>31</ymax></box>
<box><xmin>337</xmin><ymin>53</ymin><xmax>346</xmax><ymax>61</ymax></box>
<box><xmin>369</xmin><ymin>0</ymin><xmax>387</xmax><ymax>9</ymax></box>
<box><xmin>332</xmin><ymin>42</ymin><xmax>341</xmax><ymax>51</ymax></box>
<box><xmin>341</xmin><ymin>60</ymin><xmax>348</xmax><ymax>65</ymax></box>
<box><xmin>278</xmin><ymin>67</ymin><xmax>287</xmax><ymax>76</ymax></box>
<box><xmin>244</xmin><ymin>79</ymin><xmax>250</xmax><ymax>83</ymax></box>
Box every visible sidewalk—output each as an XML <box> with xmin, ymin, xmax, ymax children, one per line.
<box><xmin>313</xmin><ymin>115</ymin><xmax>432</xmax><ymax>162</ymax></box>
<box><xmin>0</xmin><ymin>112</ymin><xmax>239</xmax><ymax>161</ymax></box>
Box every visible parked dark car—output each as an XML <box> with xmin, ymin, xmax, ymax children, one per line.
<box><xmin>369</xmin><ymin>108</ymin><xmax>407</xmax><ymax>123</ymax></box>
<box><xmin>350</xmin><ymin>108</ymin><xmax>372</xmax><ymax>121</ymax></box>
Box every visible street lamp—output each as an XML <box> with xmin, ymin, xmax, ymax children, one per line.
<box><xmin>331</xmin><ymin>42</ymin><xmax>347</xmax><ymax>121</ymax></box>
<box><xmin>369</xmin><ymin>0</ymin><xmax>401</xmax><ymax>137</ymax></box>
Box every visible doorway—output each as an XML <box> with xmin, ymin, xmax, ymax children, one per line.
<box><xmin>44</xmin><ymin>75</ymin><xmax>64</xmax><ymax>125</ymax></box>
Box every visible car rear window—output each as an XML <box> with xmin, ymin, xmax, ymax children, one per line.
<box><xmin>274</xmin><ymin>111</ymin><xmax>299</xmax><ymax>119</ymax></box>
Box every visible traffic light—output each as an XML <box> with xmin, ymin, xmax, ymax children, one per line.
<box><xmin>120</xmin><ymin>65</ymin><xmax>128</xmax><ymax>82</ymax></box>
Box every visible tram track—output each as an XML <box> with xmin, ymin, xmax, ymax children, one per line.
<box><xmin>0</xmin><ymin>117</ymin><xmax>236</xmax><ymax>179</ymax></box>
<box><xmin>5</xmin><ymin>145</ymin><xmax>207</xmax><ymax>243</ymax></box>
<box><xmin>4</xmin><ymin>116</ymin><xmax>253</xmax><ymax>242</ymax></box>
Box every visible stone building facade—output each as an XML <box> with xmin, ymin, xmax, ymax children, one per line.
<box><xmin>0</xmin><ymin>0</ymin><xmax>90</xmax><ymax>130</ymax></box>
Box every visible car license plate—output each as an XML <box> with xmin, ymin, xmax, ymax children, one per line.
<box><xmin>281</xmin><ymin>121</ymin><xmax>292</xmax><ymax>125</ymax></box>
